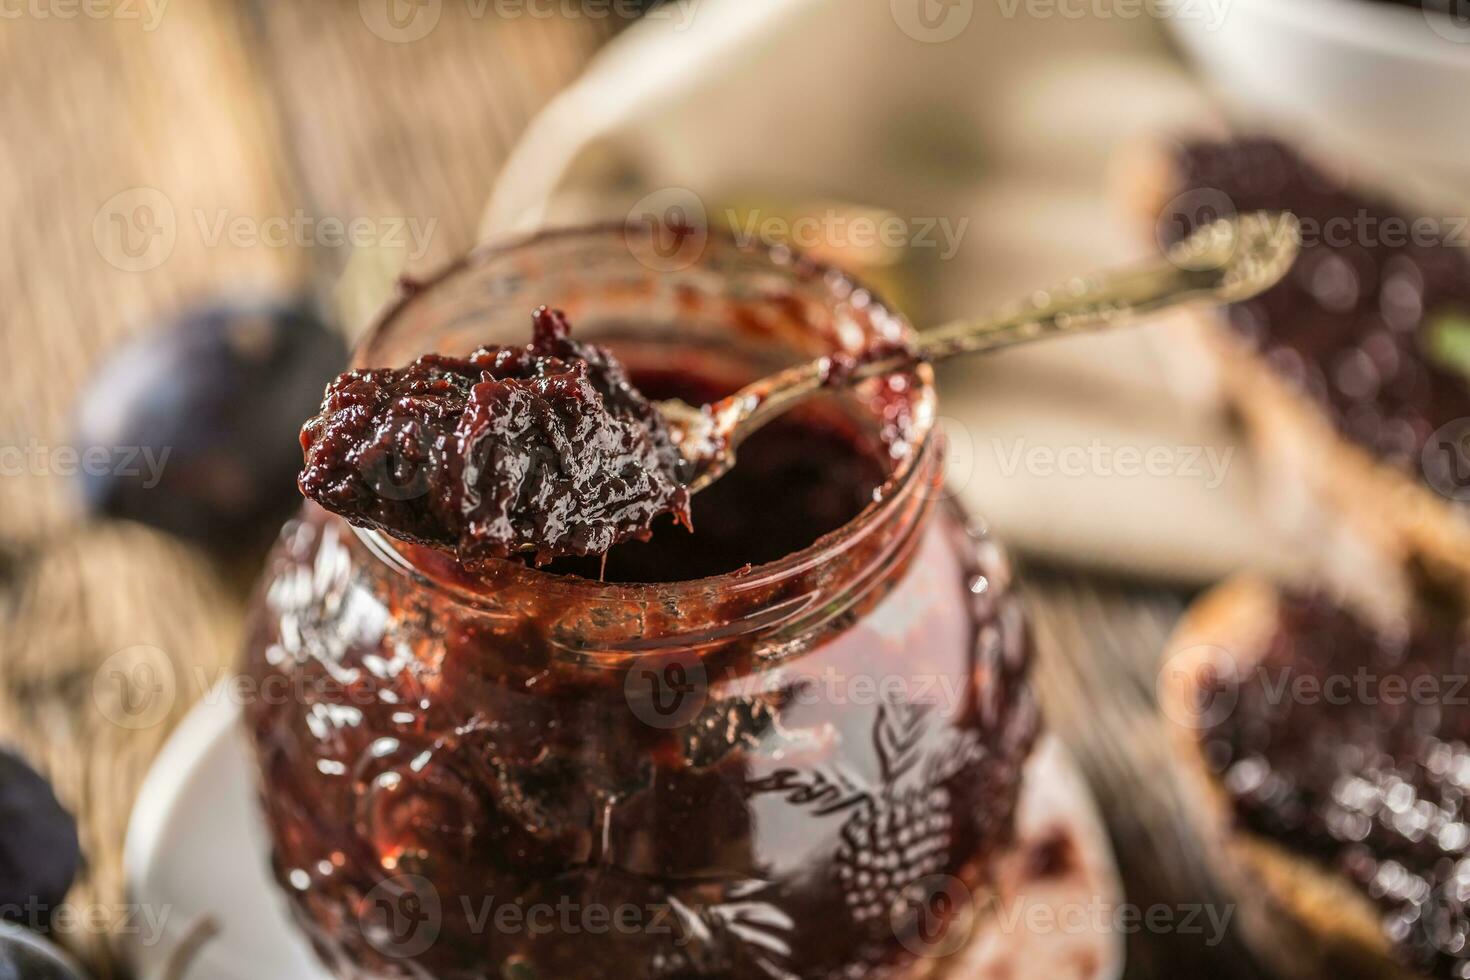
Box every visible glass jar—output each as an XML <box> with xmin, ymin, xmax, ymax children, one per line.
<box><xmin>242</xmin><ymin>226</ymin><xmax>1039</xmax><ymax>979</ymax></box>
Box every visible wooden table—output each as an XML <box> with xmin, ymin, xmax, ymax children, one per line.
<box><xmin>0</xmin><ymin>6</ymin><xmax>1263</xmax><ymax>978</ymax></box>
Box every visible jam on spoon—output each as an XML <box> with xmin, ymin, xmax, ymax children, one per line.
<box><xmin>298</xmin><ymin>306</ymin><xmax>691</xmax><ymax>565</ymax></box>
<box><xmin>299</xmin><ymin>212</ymin><xmax>1297</xmax><ymax>563</ymax></box>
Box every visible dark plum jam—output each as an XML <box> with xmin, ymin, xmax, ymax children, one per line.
<box><xmin>541</xmin><ymin>368</ymin><xmax>889</xmax><ymax>583</ymax></box>
<box><xmin>246</xmin><ymin>344</ymin><xmax>1038</xmax><ymax>978</ymax></box>
<box><xmin>298</xmin><ymin>308</ymin><xmax>691</xmax><ymax>566</ymax></box>
<box><xmin>1202</xmin><ymin>592</ymin><xmax>1470</xmax><ymax>977</ymax></box>
<box><xmin>1162</xmin><ymin>137</ymin><xmax>1470</xmax><ymax>495</ymax></box>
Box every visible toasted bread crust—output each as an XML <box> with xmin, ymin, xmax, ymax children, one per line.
<box><xmin>1161</xmin><ymin>577</ymin><xmax>1419</xmax><ymax>980</ymax></box>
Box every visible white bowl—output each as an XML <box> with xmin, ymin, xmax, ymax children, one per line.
<box><xmin>1168</xmin><ymin>0</ymin><xmax>1470</xmax><ymax>186</ymax></box>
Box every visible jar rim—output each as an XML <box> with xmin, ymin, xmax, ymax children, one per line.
<box><xmin>351</xmin><ymin>222</ymin><xmax>939</xmax><ymax>607</ymax></box>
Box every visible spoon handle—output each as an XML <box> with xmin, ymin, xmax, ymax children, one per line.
<box><xmin>708</xmin><ymin>211</ymin><xmax>1300</xmax><ymax>453</ymax></box>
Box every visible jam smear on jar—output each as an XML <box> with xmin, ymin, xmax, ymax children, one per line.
<box><xmin>298</xmin><ymin>307</ymin><xmax>691</xmax><ymax>565</ymax></box>
<box><xmin>1162</xmin><ymin>138</ymin><xmax>1470</xmax><ymax>492</ymax></box>
<box><xmin>1201</xmin><ymin>592</ymin><xmax>1470</xmax><ymax>977</ymax></box>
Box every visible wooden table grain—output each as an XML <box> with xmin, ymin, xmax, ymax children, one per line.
<box><xmin>0</xmin><ymin>6</ymin><xmax>1264</xmax><ymax>978</ymax></box>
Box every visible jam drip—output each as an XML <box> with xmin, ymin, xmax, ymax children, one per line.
<box><xmin>298</xmin><ymin>308</ymin><xmax>691</xmax><ymax>564</ymax></box>
<box><xmin>1164</xmin><ymin>138</ymin><xmax>1470</xmax><ymax>490</ymax></box>
<box><xmin>1202</xmin><ymin>593</ymin><xmax>1470</xmax><ymax>977</ymax></box>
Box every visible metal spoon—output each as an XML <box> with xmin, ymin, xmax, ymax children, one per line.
<box><xmin>660</xmin><ymin>211</ymin><xmax>1301</xmax><ymax>493</ymax></box>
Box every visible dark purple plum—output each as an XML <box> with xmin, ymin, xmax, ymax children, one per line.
<box><xmin>74</xmin><ymin>299</ymin><xmax>347</xmax><ymax>552</ymax></box>
<box><xmin>0</xmin><ymin>750</ymin><xmax>80</xmax><ymax>934</ymax></box>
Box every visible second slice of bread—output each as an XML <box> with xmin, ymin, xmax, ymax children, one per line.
<box><xmin>1160</xmin><ymin>577</ymin><xmax>1422</xmax><ymax>980</ymax></box>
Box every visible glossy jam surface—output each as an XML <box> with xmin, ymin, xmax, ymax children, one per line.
<box><xmin>298</xmin><ymin>308</ymin><xmax>690</xmax><ymax>564</ymax></box>
<box><xmin>1165</xmin><ymin>138</ymin><xmax>1470</xmax><ymax>491</ymax></box>
<box><xmin>1202</xmin><ymin>593</ymin><xmax>1470</xmax><ymax>977</ymax></box>
<box><xmin>246</xmin><ymin>359</ymin><xmax>1037</xmax><ymax>977</ymax></box>
<box><xmin>540</xmin><ymin>368</ymin><xmax>889</xmax><ymax>583</ymax></box>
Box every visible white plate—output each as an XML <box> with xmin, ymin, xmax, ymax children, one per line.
<box><xmin>123</xmin><ymin>691</ymin><xmax>1123</xmax><ymax>980</ymax></box>
<box><xmin>122</xmin><ymin>692</ymin><xmax>329</xmax><ymax>980</ymax></box>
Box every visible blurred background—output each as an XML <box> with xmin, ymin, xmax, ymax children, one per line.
<box><xmin>2</xmin><ymin>0</ymin><xmax>1468</xmax><ymax>977</ymax></box>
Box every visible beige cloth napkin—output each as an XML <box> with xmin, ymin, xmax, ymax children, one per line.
<box><xmin>479</xmin><ymin>0</ymin><xmax>1316</xmax><ymax>586</ymax></box>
